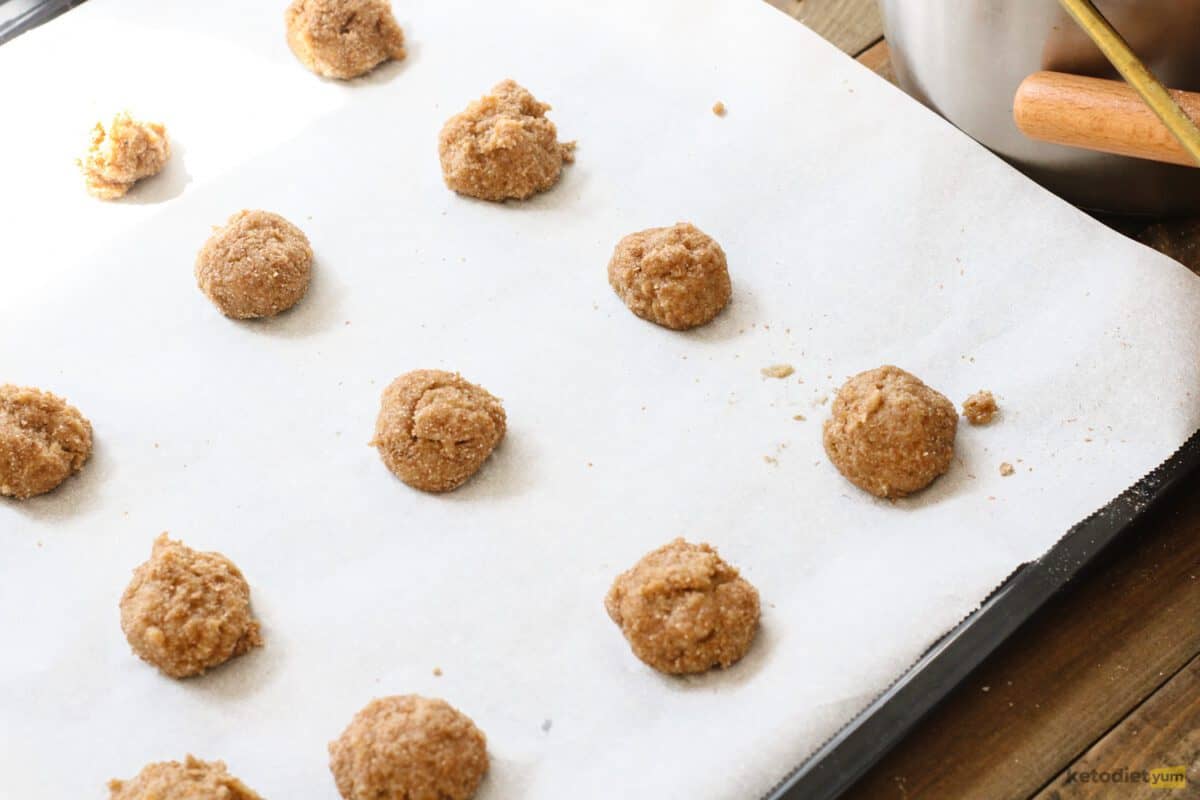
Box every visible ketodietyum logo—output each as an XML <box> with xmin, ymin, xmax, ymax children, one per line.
<box><xmin>1063</xmin><ymin>766</ymin><xmax>1187</xmax><ymax>789</ymax></box>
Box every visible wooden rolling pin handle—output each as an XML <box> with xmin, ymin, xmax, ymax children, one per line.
<box><xmin>1014</xmin><ymin>70</ymin><xmax>1200</xmax><ymax>168</ymax></box>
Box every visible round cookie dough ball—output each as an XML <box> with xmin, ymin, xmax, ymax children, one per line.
<box><xmin>608</xmin><ymin>222</ymin><xmax>731</xmax><ymax>330</ymax></box>
<box><xmin>823</xmin><ymin>365</ymin><xmax>957</xmax><ymax>499</ymax></box>
<box><xmin>108</xmin><ymin>755</ymin><xmax>262</xmax><ymax>800</ymax></box>
<box><xmin>285</xmin><ymin>0</ymin><xmax>406</xmax><ymax>79</ymax></box>
<box><xmin>370</xmin><ymin>370</ymin><xmax>506</xmax><ymax>493</ymax></box>
<box><xmin>79</xmin><ymin>112</ymin><xmax>170</xmax><ymax>200</ymax></box>
<box><xmin>0</xmin><ymin>384</ymin><xmax>92</xmax><ymax>500</ymax></box>
<box><xmin>329</xmin><ymin>695</ymin><xmax>488</xmax><ymax>800</ymax></box>
<box><xmin>120</xmin><ymin>534</ymin><xmax>263</xmax><ymax>678</ymax></box>
<box><xmin>195</xmin><ymin>210</ymin><xmax>313</xmax><ymax>319</ymax></box>
<box><xmin>438</xmin><ymin>79</ymin><xmax>576</xmax><ymax>202</ymax></box>
<box><xmin>605</xmin><ymin>538</ymin><xmax>760</xmax><ymax>675</ymax></box>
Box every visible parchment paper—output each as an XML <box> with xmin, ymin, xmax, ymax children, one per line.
<box><xmin>3</xmin><ymin>1</ymin><xmax>1199</xmax><ymax>797</ymax></box>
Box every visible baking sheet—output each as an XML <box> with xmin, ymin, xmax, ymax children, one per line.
<box><xmin>3</xmin><ymin>0</ymin><xmax>1200</xmax><ymax>797</ymax></box>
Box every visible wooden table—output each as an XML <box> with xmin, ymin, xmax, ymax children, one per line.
<box><xmin>765</xmin><ymin>2</ymin><xmax>1200</xmax><ymax>798</ymax></box>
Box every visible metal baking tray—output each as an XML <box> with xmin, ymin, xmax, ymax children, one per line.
<box><xmin>769</xmin><ymin>429</ymin><xmax>1200</xmax><ymax>799</ymax></box>
<box><xmin>7</xmin><ymin>4</ymin><xmax>1195</xmax><ymax>798</ymax></box>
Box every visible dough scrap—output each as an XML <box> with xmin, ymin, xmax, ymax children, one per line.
<box><xmin>438</xmin><ymin>79</ymin><xmax>575</xmax><ymax>202</ymax></box>
<box><xmin>108</xmin><ymin>755</ymin><xmax>262</xmax><ymax>800</ymax></box>
<box><xmin>823</xmin><ymin>365</ymin><xmax>957</xmax><ymax>499</ymax></box>
<box><xmin>371</xmin><ymin>370</ymin><xmax>506</xmax><ymax>493</ymax></box>
<box><xmin>120</xmin><ymin>534</ymin><xmax>262</xmax><ymax>678</ymax></box>
<box><xmin>329</xmin><ymin>695</ymin><xmax>488</xmax><ymax>800</ymax></box>
<box><xmin>195</xmin><ymin>210</ymin><xmax>313</xmax><ymax>319</ymax></box>
<box><xmin>79</xmin><ymin>112</ymin><xmax>170</xmax><ymax>200</ymax></box>
<box><xmin>0</xmin><ymin>385</ymin><xmax>92</xmax><ymax>500</ymax></box>
<box><xmin>285</xmin><ymin>0</ymin><xmax>406</xmax><ymax>79</ymax></box>
<box><xmin>608</xmin><ymin>223</ymin><xmax>731</xmax><ymax>330</ymax></box>
<box><xmin>605</xmin><ymin>538</ymin><xmax>760</xmax><ymax>675</ymax></box>
<box><xmin>963</xmin><ymin>390</ymin><xmax>998</xmax><ymax>425</ymax></box>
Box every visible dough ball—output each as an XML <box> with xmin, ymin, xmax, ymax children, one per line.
<box><xmin>962</xmin><ymin>390</ymin><xmax>998</xmax><ymax>425</ymax></box>
<box><xmin>79</xmin><ymin>112</ymin><xmax>170</xmax><ymax>200</ymax></box>
<box><xmin>120</xmin><ymin>534</ymin><xmax>263</xmax><ymax>678</ymax></box>
<box><xmin>108</xmin><ymin>755</ymin><xmax>262</xmax><ymax>800</ymax></box>
<box><xmin>0</xmin><ymin>384</ymin><xmax>92</xmax><ymax>500</ymax></box>
<box><xmin>371</xmin><ymin>370</ymin><xmax>506</xmax><ymax>493</ymax></box>
<box><xmin>285</xmin><ymin>0</ymin><xmax>406</xmax><ymax>79</ymax></box>
<box><xmin>329</xmin><ymin>695</ymin><xmax>488</xmax><ymax>800</ymax></box>
<box><xmin>823</xmin><ymin>365</ymin><xmax>957</xmax><ymax>499</ymax></box>
<box><xmin>608</xmin><ymin>223</ymin><xmax>731</xmax><ymax>330</ymax></box>
<box><xmin>438</xmin><ymin>79</ymin><xmax>575</xmax><ymax>202</ymax></box>
<box><xmin>605</xmin><ymin>538</ymin><xmax>760</xmax><ymax>675</ymax></box>
<box><xmin>195</xmin><ymin>210</ymin><xmax>313</xmax><ymax>319</ymax></box>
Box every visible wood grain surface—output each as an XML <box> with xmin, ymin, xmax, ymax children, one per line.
<box><xmin>762</xmin><ymin>4</ymin><xmax>1200</xmax><ymax>798</ymax></box>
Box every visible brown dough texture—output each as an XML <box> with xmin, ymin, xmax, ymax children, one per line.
<box><xmin>120</xmin><ymin>534</ymin><xmax>263</xmax><ymax>679</ymax></box>
<box><xmin>285</xmin><ymin>0</ymin><xmax>406</xmax><ymax>79</ymax></box>
<box><xmin>195</xmin><ymin>210</ymin><xmax>313</xmax><ymax>319</ymax></box>
<box><xmin>371</xmin><ymin>370</ymin><xmax>506</xmax><ymax>493</ymax></box>
<box><xmin>438</xmin><ymin>79</ymin><xmax>575</xmax><ymax>202</ymax></box>
<box><xmin>0</xmin><ymin>385</ymin><xmax>92</xmax><ymax>499</ymax></box>
<box><xmin>108</xmin><ymin>755</ymin><xmax>262</xmax><ymax>800</ymax></box>
<box><xmin>605</xmin><ymin>538</ymin><xmax>760</xmax><ymax>675</ymax></box>
<box><xmin>79</xmin><ymin>112</ymin><xmax>170</xmax><ymax>200</ymax></box>
<box><xmin>329</xmin><ymin>695</ymin><xmax>488</xmax><ymax>800</ymax></box>
<box><xmin>823</xmin><ymin>365</ymin><xmax>957</xmax><ymax>499</ymax></box>
<box><xmin>962</xmin><ymin>390</ymin><xmax>998</xmax><ymax>425</ymax></box>
<box><xmin>608</xmin><ymin>223</ymin><xmax>731</xmax><ymax>330</ymax></box>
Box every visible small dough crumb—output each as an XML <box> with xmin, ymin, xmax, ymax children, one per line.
<box><xmin>0</xmin><ymin>385</ymin><xmax>92</xmax><ymax>499</ymax></box>
<box><xmin>108</xmin><ymin>755</ymin><xmax>262</xmax><ymax>800</ymax></box>
<box><xmin>608</xmin><ymin>223</ymin><xmax>732</xmax><ymax>330</ymax></box>
<box><xmin>195</xmin><ymin>210</ymin><xmax>313</xmax><ymax>319</ymax></box>
<box><xmin>120</xmin><ymin>534</ymin><xmax>263</xmax><ymax>678</ymax></box>
<box><xmin>285</xmin><ymin>0</ymin><xmax>406</xmax><ymax>79</ymax></box>
<box><xmin>963</xmin><ymin>390</ymin><xmax>999</xmax><ymax>425</ymax></box>
<box><xmin>433</xmin><ymin>666</ymin><xmax>443</xmax><ymax>677</ymax></box>
<box><xmin>823</xmin><ymin>365</ymin><xmax>957</xmax><ymax>499</ymax></box>
<box><xmin>712</xmin><ymin>101</ymin><xmax>727</xmax><ymax>116</ymax></box>
<box><xmin>79</xmin><ymin>112</ymin><xmax>169</xmax><ymax>200</ymax></box>
<box><xmin>329</xmin><ymin>695</ymin><xmax>488</xmax><ymax>800</ymax></box>
<box><xmin>371</xmin><ymin>370</ymin><xmax>506</xmax><ymax>493</ymax></box>
<box><xmin>605</xmin><ymin>538</ymin><xmax>760</xmax><ymax>675</ymax></box>
<box><xmin>1000</xmin><ymin>462</ymin><xmax>1015</xmax><ymax>476</ymax></box>
<box><xmin>439</xmin><ymin>80</ymin><xmax>575</xmax><ymax>202</ymax></box>
<box><xmin>793</xmin><ymin>414</ymin><xmax>806</xmax><ymax>421</ymax></box>
<box><xmin>762</xmin><ymin>364</ymin><xmax>794</xmax><ymax>379</ymax></box>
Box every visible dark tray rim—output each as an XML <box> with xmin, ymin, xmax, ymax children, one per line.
<box><xmin>766</xmin><ymin>428</ymin><xmax>1200</xmax><ymax>800</ymax></box>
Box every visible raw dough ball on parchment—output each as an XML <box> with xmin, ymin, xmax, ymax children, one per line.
<box><xmin>608</xmin><ymin>222</ymin><xmax>732</xmax><ymax>330</ymax></box>
<box><xmin>0</xmin><ymin>384</ymin><xmax>92</xmax><ymax>500</ymax></box>
<box><xmin>108</xmin><ymin>755</ymin><xmax>263</xmax><ymax>800</ymax></box>
<box><xmin>438</xmin><ymin>79</ymin><xmax>576</xmax><ymax>202</ymax></box>
<box><xmin>78</xmin><ymin>112</ymin><xmax>170</xmax><ymax>200</ymax></box>
<box><xmin>195</xmin><ymin>210</ymin><xmax>313</xmax><ymax>319</ymax></box>
<box><xmin>605</xmin><ymin>538</ymin><xmax>761</xmax><ymax>675</ymax></box>
<box><xmin>329</xmin><ymin>695</ymin><xmax>489</xmax><ymax>800</ymax></box>
<box><xmin>371</xmin><ymin>370</ymin><xmax>506</xmax><ymax>493</ymax></box>
<box><xmin>119</xmin><ymin>534</ymin><xmax>263</xmax><ymax>679</ymax></box>
<box><xmin>285</xmin><ymin>0</ymin><xmax>406</xmax><ymax>79</ymax></box>
<box><xmin>823</xmin><ymin>365</ymin><xmax>957</xmax><ymax>499</ymax></box>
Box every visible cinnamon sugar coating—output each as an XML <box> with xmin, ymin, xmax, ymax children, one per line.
<box><xmin>285</xmin><ymin>0</ymin><xmax>406</xmax><ymax>79</ymax></box>
<box><xmin>108</xmin><ymin>755</ymin><xmax>262</xmax><ymax>800</ymax></box>
<box><xmin>438</xmin><ymin>80</ymin><xmax>575</xmax><ymax>202</ymax></box>
<box><xmin>195</xmin><ymin>210</ymin><xmax>313</xmax><ymax>319</ymax></box>
<box><xmin>608</xmin><ymin>223</ymin><xmax>731</xmax><ymax>330</ymax></box>
<box><xmin>605</xmin><ymin>538</ymin><xmax>760</xmax><ymax>675</ymax></box>
<box><xmin>823</xmin><ymin>365</ymin><xmax>957</xmax><ymax>499</ymax></box>
<box><xmin>371</xmin><ymin>370</ymin><xmax>506</xmax><ymax>493</ymax></box>
<box><xmin>0</xmin><ymin>384</ymin><xmax>92</xmax><ymax>499</ymax></box>
<box><xmin>329</xmin><ymin>695</ymin><xmax>488</xmax><ymax>800</ymax></box>
<box><xmin>119</xmin><ymin>534</ymin><xmax>262</xmax><ymax>678</ymax></box>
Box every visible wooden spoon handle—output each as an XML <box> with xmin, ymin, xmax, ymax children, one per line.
<box><xmin>1014</xmin><ymin>70</ymin><xmax>1200</xmax><ymax>167</ymax></box>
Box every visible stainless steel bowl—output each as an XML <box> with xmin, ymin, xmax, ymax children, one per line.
<box><xmin>878</xmin><ymin>0</ymin><xmax>1200</xmax><ymax>215</ymax></box>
